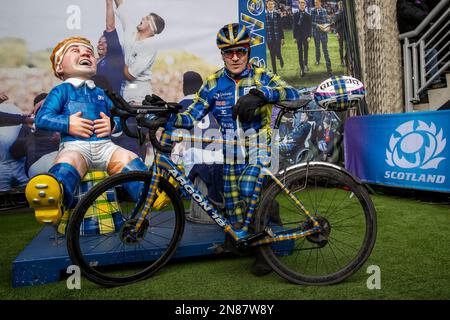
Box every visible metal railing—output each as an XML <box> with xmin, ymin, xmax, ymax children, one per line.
<box><xmin>399</xmin><ymin>0</ymin><xmax>450</xmax><ymax>112</ymax></box>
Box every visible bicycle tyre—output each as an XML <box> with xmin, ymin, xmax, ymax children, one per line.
<box><xmin>67</xmin><ymin>171</ymin><xmax>185</xmax><ymax>287</ymax></box>
<box><xmin>255</xmin><ymin>163</ymin><xmax>376</xmax><ymax>285</ymax></box>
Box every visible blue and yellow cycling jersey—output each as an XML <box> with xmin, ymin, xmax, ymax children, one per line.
<box><xmin>171</xmin><ymin>64</ymin><xmax>299</xmax><ymax>137</ymax></box>
<box><xmin>169</xmin><ymin>63</ymin><xmax>299</xmax><ymax>224</ymax></box>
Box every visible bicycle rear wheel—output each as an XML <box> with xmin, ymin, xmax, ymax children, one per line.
<box><xmin>255</xmin><ymin>163</ymin><xmax>376</xmax><ymax>285</ymax></box>
<box><xmin>67</xmin><ymin>171</ymin><xmax>185</xmax><ymax>287</ymax></box>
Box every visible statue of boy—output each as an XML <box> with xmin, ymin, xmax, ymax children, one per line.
<box><xmin>26</xmin><ymin>36</ymin><xmax>147</xmax><ymax>224</ymax></box>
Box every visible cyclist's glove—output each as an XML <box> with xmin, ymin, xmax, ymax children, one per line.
<box><xmin>232</xmin><ymin>89</ymin><xmax>267</xmax><ymax>123</ymax></box>
<box><xmin>142</xmin><ymin>94</ymin><xmax>178</xmax><ymax>128</ymax></box>
<box><xmin>142</xmin><ymin>94</ymin><xmax>166</xmax><ymax>107</ymax></box>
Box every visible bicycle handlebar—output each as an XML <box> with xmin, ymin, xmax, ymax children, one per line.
<box><xmin>105</xmin><ymin>90</ymin><xmax>181</xmax><ymax>153</ymax></box>
<box><xmin>105</xmin><ymin>89</ymin><xmax>340</xmax><ymax>154</ymax></box>
<box><xmin>136</xmin><ymin>114</ymin><xmax>174</xmax><ymax>154</ymax></box>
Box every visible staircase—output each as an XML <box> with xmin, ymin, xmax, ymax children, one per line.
<box><xmin>414</xmin><ymin>73</ymin><xmax>450</xmax><ymax>111</ymax></box>
<box><xmin>399</xmin><ymin>0</ymin><xmax>450</xmax><ymax>112</ymax></box>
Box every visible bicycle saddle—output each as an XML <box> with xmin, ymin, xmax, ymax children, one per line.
<box><xmin>277</xmin><ymin>96</ymin><xmax>312</xmax><ymax>110</ymax></box>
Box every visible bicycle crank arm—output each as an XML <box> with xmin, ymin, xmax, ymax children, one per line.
<box><xmin>251</xmin><ymin>226</ymin><xmax>321</xmax><ymax>246</ymax></box>
<box><xmin>235</xmin><ymin>228</ymin><xmax>275</xmax><ymax>249</ymax></box>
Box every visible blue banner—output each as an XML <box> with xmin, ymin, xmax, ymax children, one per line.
<box><xmin>239</xmin><ymin>0</ymin><xmax>267</xmax><ymax>67</ymax></box>
<box><xmin>345</xmin><ymin>110</ymin><xmax>450</xmax><ymax>193</ymax></box>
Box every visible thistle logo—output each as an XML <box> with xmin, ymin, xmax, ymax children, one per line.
<box><xmin>249</xmin><ymin>56</ymin><xmax>266</xmax><ymax>68</ymax></box>
<box><xmin>247</xmin><ymin>0</ymin><xmax>264</xmax><ymax>16</ymax></box>
<box><xmin>386</xmin><ymin>120</ymin><xmax>446</xmax><ymax>170</ymax></box>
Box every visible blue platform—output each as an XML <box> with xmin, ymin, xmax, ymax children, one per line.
<box><xmin>12</xmin><ymin>219</ymin><xmax>226</xmax><ymax>288</ymax></box>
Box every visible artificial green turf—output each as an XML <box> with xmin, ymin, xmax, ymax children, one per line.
<box><xmin>1</xmin><ymin>192</ymin><xmax>449</xmax><ymax>300</ymax></box>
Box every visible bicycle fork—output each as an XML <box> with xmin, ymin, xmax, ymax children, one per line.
<box><xmin>131</xmin><ymin>163</ymin><xmax>162</xmax><ymax>234</ymax></box>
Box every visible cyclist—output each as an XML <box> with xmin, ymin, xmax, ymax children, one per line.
<box><xmin>146</xmin><ymin>23</ymin><xmax>299</xmax><ymax>276</ymax></box>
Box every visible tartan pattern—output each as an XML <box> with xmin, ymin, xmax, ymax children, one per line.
<box><xmin>223</xmin><ymin>164</ymin><xmax>265</xmax><ymax>225</ymax></box>
<box><xmin>310</xmin><ymin>7</ymin><xmax>329</xmax><ymax>38</ymax></box>
<box><xmin>57</xmin><ymin>171</ymin><xmax>124</xmax><ymax>235</ymax></box>
<box><xmin>332</xmin><ymin>76</ymin><xmax>349</xmax><ymax>109</ymax></box>
<box><xmin>174</xmin><ymin>65</ymin><xmax>299</xmax><ymax>136</ymax></box>
<box><xmin>314</xmin><ymin>76</ymin><xmax>366</xmax><ymax>110</ymax></box>
<box><xmin>223</xmin><ymin>163</ymin><xmax>246</xmax><ymax>225</ymax></box>
<box><xmin>266</xmin><ymin>11</ymin><xmax>284</xmax><ymax>44</ymax></box>
<box><xmin>239</xmin><ymin>165</ymin><xmax>263</xmax><ymax>198</ymax></box>
<box><xmin>171</xmin><ymin>64</ymin><xmax>296</xmax><ymax>224</ymax></box>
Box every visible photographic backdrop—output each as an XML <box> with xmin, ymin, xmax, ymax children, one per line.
<box><xmin>0</xmin><ymin>0</ymin><xmax>352</xmax><ymax>193</ymax></box>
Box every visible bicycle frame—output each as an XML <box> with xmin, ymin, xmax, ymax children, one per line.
<box><xmin>131</xmin><ymin>129</ymin><xmax>322</xmax><ymax>247</ymax></box>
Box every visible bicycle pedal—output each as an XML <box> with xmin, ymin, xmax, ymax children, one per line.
<box><xmin>223</xmin><ymin>235</ymin><xmax>254</xmax><ymax>256</ymax></box>
<box><xmin>209</xmin><ymin>243</ymin><xmax>225</xmax><ymax>254</ymax></box>
<box><xmin>240</xmin><ymin>231</ymin><xmax>270</xmax><ymax>245</ymax></box>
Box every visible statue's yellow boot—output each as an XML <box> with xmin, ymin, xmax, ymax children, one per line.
<box><xmin>25</xmin><ymin>174</ymin><xmax>63</xmax><ymax>225</ymax></box>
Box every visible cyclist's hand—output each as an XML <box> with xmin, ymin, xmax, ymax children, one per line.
<box><xmin>233</xmin><ymin>89</ymin><xmax>267</xmax><ymax>123</ymax></box>
<box><xmin>137</xmin><ymin>113</ymin><xmax>169</xmax><ymax>130</ymax></box>
<box><xmin>143</xmin><ymin>94</ymin><xmax>166</xmax><ymax>106</ymax></box>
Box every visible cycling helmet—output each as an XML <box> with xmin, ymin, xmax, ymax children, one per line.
<box><xmin>314</xmin><ymin>76</ymin><xmax>366</xmax><ymax>111</ymax></box>
<box><xmin>216</xmin><ymin>23</ymin><xmax>251</xmax><ymax>50</ymax></box>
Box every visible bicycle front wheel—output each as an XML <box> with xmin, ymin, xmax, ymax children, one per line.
<box><xmin>67</xmin><ymin>171</ymin><xmax>185</xmax><ymax>287</ymax></box>
<box><xmin>255</xmin><ymin>163</ymin><xmax>377</xmax><ymax>285</ymax></box>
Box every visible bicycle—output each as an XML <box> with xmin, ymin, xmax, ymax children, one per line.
<box><xmin>66</xmin><ymin>91</ymin><xmax>377</xmax><ymax>287</ymax></box>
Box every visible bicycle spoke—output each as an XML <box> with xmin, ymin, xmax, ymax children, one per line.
<box><xmin>294</xmin><ymin>237</ymin><xmax>306</xmax><ymax>261</ymax></box>
<box><xmin>325</xmin><ymin>190</ymin><xmax>356</xmax><ymax>220</ymax></box>
<box><xmin>82</xmin><ymin>234</ymin><xmax>118</xmax><ymax>255</ymax></box>
<box><xmin>314</xmin><ymin>247</ymin><xmax>319</xmax><ymax>274</ymax></box>
<box><xmin>149</xmin><ymin>216</ymin><xmax>176</xmax><ymax>228</ymax></box>
<box><xmin>304</xmin><ymin>245</ymin><xmax>313</xmax><ymax>271</ymax></box>
<box><xmin>315</xmin><ymin>179</ymin><xmax>330</xmax><ymax>215</ymax></box>
<box><xmin>326</xmin><ymin>239</ymin><xmax>343</xmax><ymax>269</ymax></box>
<box><xmin>327</xmin><ymin>238</ymin><xmax>351</xmax><ymax>263</ymax></box>
<box><xmin>331</xmin><ymin>228</ymin><xmax>357</xmax><ymax>236</ymax></box>
<box><xmin>332</xmin><ymin>213</ymin><xmax>365</xmax><ymax>226</ymax></box>
<box><xmin>328</xmin><ymin>235</ymin><xmax>360</xmax><ymax>255</ymax></box>
<box><xmin>68</xmin><ymin>172</ymin><xmax>184</xmax><ymax>285</ymax></box>
<box><xmin>148</xmin><ymin>230</ymin><xmax>174</xmax><ymax>242</ymax></box>
<box><xmin>258</xmin><ymin>165</ymin><xmax>376</xmax><ymax>284</ymax></box>
<box><xmin>319</xmin><ymin>249</ymin><xmax>329</xmax><ymax>275</ymax></box>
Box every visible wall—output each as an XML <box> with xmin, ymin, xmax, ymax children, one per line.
<box><xmin>354</xmin><ymin>0</ymin><xmax>404</xmax><ymax>114</ymax></box>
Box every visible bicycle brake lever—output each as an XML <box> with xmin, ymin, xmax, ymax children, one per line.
<box><xmin>137</xmin><ymin>125</ymin><xmax>145</xmax><ymax>146</ymax></box>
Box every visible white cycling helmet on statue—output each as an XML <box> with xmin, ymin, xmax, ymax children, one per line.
<box><xmin>314</xmin><ymin>76</ymin><xmax>366</xmax><ymax>111</ymax></box>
